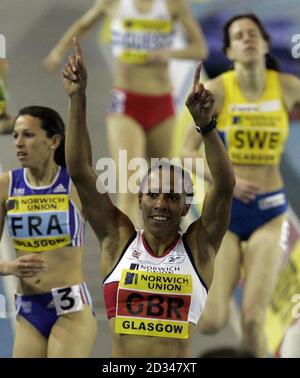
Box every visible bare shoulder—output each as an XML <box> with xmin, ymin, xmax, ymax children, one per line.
<box><xmin>0</xmin><ymin>172</ymin><xmax>10</xmax><ymax>199</ymax></box>
<box><xmin>279</xmin><ymin>72</ymin><xmax>300</xmax><ymax>110</ymax></box>
<box><xmin>205</xmin><ymin>75</ymin><xmax>224</xmax><ymax>93</ymax></box>
<box><xmin>279</xmin><ymin>72</ymin><xmax>300</xmax><ymax>91</ymax></box>
<box><xmin>93</xmin><ymin>0</ymin><xmax>119</xmax><ymax>14</ymax></box>
<box><xmin>166</xmin><ymin>0</ymin><xmax>190</xmax><ymax>18</ymax></box>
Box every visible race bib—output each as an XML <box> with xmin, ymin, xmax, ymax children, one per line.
<box><xmin>227</xmin><ymin>125</ymin><xmax>285</xmax><ymax>165</ymax></box>
<box><xmin>52</xmin><ymin>285</ymin><xmax>84</xmax><ymax>316</ymax></box>
<box><xmin>112</xmin><ymin>18</ymin><xmax>173</xmax><ymax>64</ymax></box>
<box><xmin>7</xmin><ymin>194</ymin><xmax>71</xmax><ymax>252</ymax></box>
<box><xmin>115</xmin><ymin>269</ymin><xmax>192</xmax><ymax>339</ymax></box>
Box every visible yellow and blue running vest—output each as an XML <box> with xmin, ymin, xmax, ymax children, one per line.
<box><xmin>6</xmin><ymin>167</ymin><xmax>85</xmax><ymax>252</ymax></box>
<box><xmin>217</xmin><ymin>70</ymin><xmax>289</xmax><ymax>165</ymax></box>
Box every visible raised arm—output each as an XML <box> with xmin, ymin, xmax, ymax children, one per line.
<box><xmin>0</xmin><ymin>59</ymin><xmax>8</xmax><ymax>83</ymax></box>
<box><xmin>0</xmin><ymin>60</ymin><xmax>14</xmax><ymax>134</ymax></box>
<box><xmin>181</xmin><ymin>76</ymin><xmax>225</xmax><ymax>183</ymax></box>
<box><xmin>169</xmin><ymin>0</ymin><xmax>208</xmax><ymax>60</ymax></box>
<box><xmin>185</xmin><ymin>63</ymin><xmax>235</xmax><ymax>253</ymax></box>
<box><xmin>42</xmin><ymin>0</ymin><xmax>110</xmax><ymax>73</ymax></box>
<box><xmin>181</xmin><ymin>123</ymin><xmax>212</xmax><ymax>183</ymax></box>
<box><xmin>62</xmin><ymin>38</ymin><xmax>134</xmax><ymax>241</ymax></box>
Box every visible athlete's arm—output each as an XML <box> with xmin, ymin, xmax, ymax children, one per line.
<box><xmin>63</xmin><ymin>38</ymin><xmax>135</xmax><ymax>242</ymax></box>
<box><xmin>280</xmin><ymin>73</ymin><xmax>300</xmax><ymax>111</ymax></box>
<box><xmin>185</xmin><ymin>64</ymin><xmax>235</xmax><ymax>254</ymax></box>
<box><xmin>147</xmin><ymin>0</ymin><xmax>208</xmax><ymax>63</ymax></box>
<box><xmin>181</xmin><ymin>124</ymin><xmax>212</xmax><ymax>183</ymax></box>
<box><xmin>168</xmin><ymin>0</ymin><xmax>208</xmax><ymax>61</ymax></box>
<box><xmin>170</xmin><ymin>0</ymin><xmax>208</xmax><ymax>60</ymax></box>
<box><xmin>42</xmin><ymin>0</ymin><xmax>112</xmax><ymax>73</ymax></box>
<box><xmin>0</xmin><ymin>118</ymin><xmax>14</xmax><ymax>134</ymax></box>
<box><xmin>0</xmin><ymin>59</ymin><xmax>8</xmax><ymax>84</ymax></box>
<box><xmin>0</xmin><ymin>61</ymin><xmax>14</xmax><ymax>134</ymax></box>
<box><xmin>0</xmin><ymin>173</ymin><xmax>9</xmax><ymax>247</ymax></box>
<box><xmin>181</xmin><ymin>76</ymin><xmax>224</xmax><ymax>182</ymax></box>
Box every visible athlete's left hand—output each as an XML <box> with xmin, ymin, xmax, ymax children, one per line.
<box><xmin>185</xmin><ymin>62</ymin><xmax>215</xmax><ymax>128</ymax></box>
<box><xmin>62</xmin><ymin>37</ymin><xmax>87</xmax><ymax>97</ymax></box>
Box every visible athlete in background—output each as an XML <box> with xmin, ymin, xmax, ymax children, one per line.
<box><xmin>181</xmin><ymin>14</ymin><xmax>300</xmax><ymax>357</ymax></box>
<box><xmin>0</xmin><ymin>59</ymin><xmax>14</xmax><ymax>134</ymax></box>
<box><xmin>43</xmin><ymin>0</ymin><xmax>208</xmax><ymax>227</ymax></box>
<box><xmin>0</xmin><ymin>106</ymin><xmax>97</xmax><ymax>357</ymax></box>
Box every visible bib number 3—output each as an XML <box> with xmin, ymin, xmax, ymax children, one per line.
<box><xmin>52</xmin><ymin>285</ymin><xmax>84</xmax><ymax>315</ymax></box>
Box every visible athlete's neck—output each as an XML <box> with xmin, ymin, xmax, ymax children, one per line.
<box><xmin>26</xmin><ymin>163</ymin><xmax>59</xmax><ymax>187</ymax></box>
<box><xmin>234</xmin><ymin>61</ymin><xmax>266</xmax><ymax>99</ymax></box>
<box><xmin>134</xmin><ymin>0</ymin><xmax>154</xmax><ymax>14</ymax></box>
<box><xmin>143</xmin><ymin>229</ymin><xmax>179</xmax><ymax>257</ymax></box>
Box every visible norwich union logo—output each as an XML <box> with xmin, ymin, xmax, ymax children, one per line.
<box><xmin>124</xmin><ymin>272</ymin><xmax>139</xmax><ymax>285</ymax></box>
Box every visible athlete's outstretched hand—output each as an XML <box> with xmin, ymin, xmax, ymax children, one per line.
<box><xmin>185</xmin><ymin>63</ymin><xmax>215</xmax><ymax>128</ymax></box>
<box><xmin>62</xmin><ymin>37</ymin><xmax>87</xmax><ymax>97</ymax></box>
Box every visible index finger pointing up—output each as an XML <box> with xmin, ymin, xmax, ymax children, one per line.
<box><xmin>73</xmin><ymin>37</ymin><xmax>83</xmax><ymax>62</ymax></box>
<box><xmin>192</xmin><ymin>62</ymin><xmax>202</xmax><ymax>92</ymax></box>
